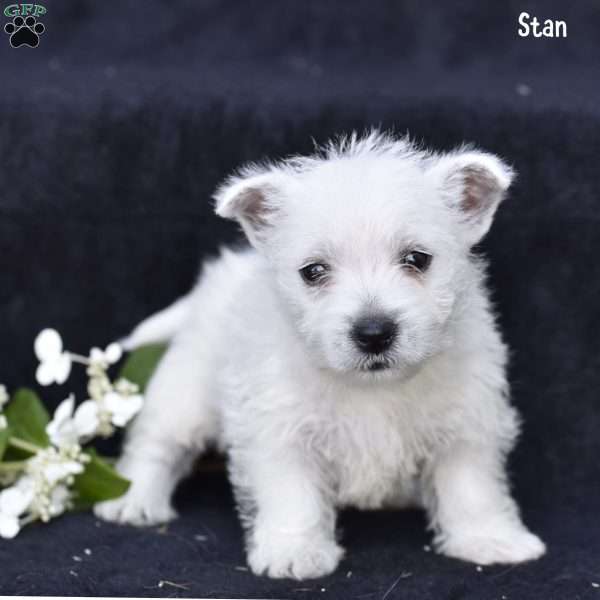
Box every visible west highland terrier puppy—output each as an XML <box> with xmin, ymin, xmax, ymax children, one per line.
<box><xmin>96</xmin><ymin>132</ymin><xmax>545</xmax><ymax>579</ymax></box>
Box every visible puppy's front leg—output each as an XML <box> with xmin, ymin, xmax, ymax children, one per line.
<box><xmin>426</xmin><ymin>442</ymin><xmax>546</xmax><ymax>565</ymax></box>
<box><xmin>242</xmin><ymin>454</ymin><xmax>344</xmax><ymax>580</ymax></box>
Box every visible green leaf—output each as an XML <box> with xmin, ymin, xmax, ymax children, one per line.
<box><xmin>118</xmin><ymin>343</ymin><xmax>166</xmax><ymax>391</ymax></box>
<box><xmin>0</xmin><ymin>424</ymin><xmax>10</xmax><ymax>460</ymax></box>
<box><xmin>4</xmin><ymin>388</ymin><xmax>50</xmax><ymax>448</ymax></box>
<box><xmin>71</xmin><ymin>449</ymin><xmax>130</xmax><ymax>508</ymax></box>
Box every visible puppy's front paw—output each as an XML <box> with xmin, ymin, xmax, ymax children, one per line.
<box><xmin>94</xmin><ymin>489</ymin><xmax>177</xmax><ymax>527</ymax></box>
<box><xmin>248</xmin><ymin>528</ymin><xmax>344</xmax><ymax>579</ymax></box>
<box><xmin>438</xmin><ymin>526</ymin><xmax>546</xmax><ymax>565</ymax></box>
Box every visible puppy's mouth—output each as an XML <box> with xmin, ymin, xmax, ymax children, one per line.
<box><xmin>357</xmin><ymin>356</ymin><xmax>393</xmax><ymax>373</ymax></box>
<box><xmin>367</xmin><ymin>361</ymin><xmax>388</xmax><ymax>372</ymax></box>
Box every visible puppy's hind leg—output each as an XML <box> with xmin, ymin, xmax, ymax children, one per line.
<box><xmin>95</xmin><ymin>332</ymin><xmax>219</xmax><ymax>526</ymax></box>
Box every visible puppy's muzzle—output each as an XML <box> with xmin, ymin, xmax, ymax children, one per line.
<box><xmin>351</xmin><ymin>315</ymin><xmax>397</xmax><ymax>355</ymax></box>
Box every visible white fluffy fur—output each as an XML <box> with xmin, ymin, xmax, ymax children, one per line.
<box><xmin>95</xmin><ymin>132</ymin><xmax>545</xmax><ymax>579</ymax></box>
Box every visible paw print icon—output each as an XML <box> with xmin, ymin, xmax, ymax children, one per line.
<box><xmin>4</xmin><ymin>15</ymin><xmax>45</xmax><ymax>48</ymax></box>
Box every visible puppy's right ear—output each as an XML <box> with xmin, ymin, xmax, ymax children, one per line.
<box><xmin>213</xmin><ymin>166</ymin><xmax>286</xmax><ymax>248</ymax></box>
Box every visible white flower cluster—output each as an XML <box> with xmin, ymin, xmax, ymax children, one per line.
<box><xmin>36</xmin><ymin>329</ymin><xmax>142</xmax><ymax>441</ymax></box>
<box><xmin>84</xmin><ymin>346</ymin><xmax>143</xmax><ymax>439</ymax></box>
<box><xmin>0</xmin><ymin>445</ymin><xmax>90</xmax><ymax>537</ymax></box>
<box><xmin>0</xmin><ymin>329</ymin><xmax>144</xmax><ymax>538</ymax></box>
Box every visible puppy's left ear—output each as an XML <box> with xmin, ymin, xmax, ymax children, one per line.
<box><xmin>213</xmin><ymin>166</ymin><xmax>288</xmax><ymax>248</ymax></box>
<box><xmin>429</xmin><ymin>151</ymin><xmax>515</xmax><ymax>247</ymax></box>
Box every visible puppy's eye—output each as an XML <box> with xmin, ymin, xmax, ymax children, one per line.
<box><xmin>300</xmin><ymin>263</ymin><xmax>330</xmax><ymax>285</ymax></box>
<box><xmin>401</xmin><ymin>251</ymin><xmax>432</xmax><ymax>273</ymax></box>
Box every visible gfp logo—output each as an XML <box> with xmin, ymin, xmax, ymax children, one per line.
<box><xmin>3</xmin><ymin>4</ymin><xmax>46</xmax><ymax>47</ymax></box>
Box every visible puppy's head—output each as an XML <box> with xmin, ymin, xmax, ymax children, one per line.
<box><xmin>214</xmin><ymin>132</ymin><xmax>513</xmax><ymax>381</ymax></box>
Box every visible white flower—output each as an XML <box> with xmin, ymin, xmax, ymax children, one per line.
<box><xmin>25</xmin><ymin>448</ymin><xmax>85</xmax><ymax>522</ymax></box>
<box><xmin>46</xmin><ymin>395</ymin><xmax>77</xmax><ymax>447</ymax></box>
<box><xmin>89</xmin><ymin>343</ymin><xmax>122</xmax><ymax>368</ymax></box>
<box><xmin>0</xmin><ymin>513</ymin><xmax>20</xmax><ymax>538</ymax></box>
<box><xmin>27</xmin><ymin>444</ymin><xmax>85</xmax><ymax>487</ymax></box>
<box><xmin>103</xmin><ymin>390</ymin><xmax>143</xmax><ymax>427</ymax></box>
<box><xmin>87</xmin><ymin>372</ymin><xmax>112</xmax><ymax>402</ymax></box>
<box><xmin>73</xmin><ymin>400</ymin><xmax>100</xmax><ymax>437</ymax></box>
<box><xmin>34</xmin><ymin>329</ymin><xmax>72</xmax><ymax>386</ymax></box>
<box><xmin>0</xmin><ymin>415</ymin><xmax>7</xmax><ymax>430</ymax></box>
<box><xmin>114</xmin><ymin>378</ymin><xmax>139</xmax><ymax>395</ymax></box>
<box><xmin>27</xmin><ymin>446</ymin><xmax>87</xmax><ymax>493</ymax></box>
<box><xmin>48</xmin><ymin>484</ymin><xmax>70</xmax><ymax>517</ymax></box>
<box><xmin>42</xmin><ymin>458</ymin><xmax>84</xmax><ymax>485</ymax></box>
<box><xmin>0</xmin><ymin>384</ymin><xmax>8</xmax><ymax>409</ymax></box>
<box><xmin>0</xmin><ymin>478</ymin><xmax>34</xmax><ymax>539</ymax></box>
<box><xmin>46</xmin><ymin>395</ymin><xmax>100</xmax><ymax>447</ymax></box>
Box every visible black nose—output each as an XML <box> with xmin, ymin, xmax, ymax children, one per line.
<box><xmin>351</xmin><ymin>316</ymin><xmax>397</xmax><ymax>355</ymax></box>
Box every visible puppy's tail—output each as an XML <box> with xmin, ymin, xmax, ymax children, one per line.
<box><xmin>120</xmin><ymin>293</ymin><xmax>193</xmax><ymax>351</ymax></box>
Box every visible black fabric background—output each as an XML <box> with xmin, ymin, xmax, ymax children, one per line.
<box><xmin>0</xmin><ymin>1</ymin><xmax>599</xmax><ymax>597</ymax></box>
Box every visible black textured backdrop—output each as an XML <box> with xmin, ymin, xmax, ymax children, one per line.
<box><xmin>0</xmin><ymin>1</ymin><xmax>599</xmax><ymax>598</ymax></box>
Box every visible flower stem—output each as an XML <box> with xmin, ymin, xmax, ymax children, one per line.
<box><xmin>8</xmin><ymin>437</ymin><xmax>42</xmax><ymax>455</ymax></box>
<box><xmin>0</xmin><ymin>460</ymin><xmax>26</xmax><ymax>472</ymax></box>
<box><xmin>68</xmin><ymin>353</ymin><xmax>90</xmax><ymax>365</ymax></box>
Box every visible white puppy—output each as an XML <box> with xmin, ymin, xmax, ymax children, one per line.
<box><xmin>95</xmin><ymin>132</ymin><xmax>545</xmax><ymax>579</ymax></box>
